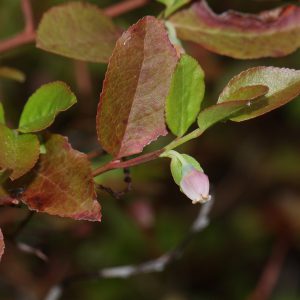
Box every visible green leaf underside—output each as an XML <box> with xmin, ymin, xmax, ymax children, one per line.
<box><xmin>218</xmin><ymin>67</ymin><xmax>300</xmax><ymax>121</ymax></box>
<box><xmin>18</xmin><ymin>81</ymin><xmax>77</xmax><ymax>133</ymax></box>
<box><xmin>0</xmin><ymin>229</ymin><xmax>4</xmax><ymax>262</ymax></box>
<box><xmin>36</xmin><ymin>2</ymin><xmax>120</xmax><ymax>63</ymax></box>
<box><xmin>198</xmin><ymin>100</ymin><xmax>259</xmax><ymax>131</ymax></box>
<box><xmin>171</xmin><ymin>154</ymin><xmax>202</xmax><ymax>185</ymax></box>
<box><xmin>166</xmin><ymin>54</ymin><xmax>205</xmax><ymax>137</ymax></box>
<box><xmin>0</xmin><ymin>124</ymin><xmax>40</xmax><ymax>180</ymax></box>
<box><xmin>0</xmin><ymin>67</ymin><xmax>25</xmax><ymax>82</ymax></box>
<box><xmin>97</xmin><ymin>16</ymin><xmax>179</xmax><ymax>158</ymax></box>
<box><xmin>222</xmin><ymin>85</ymin><xmax>269</xmax><ymax>102</ymax></box>
<box><xmin>169</xmin><ymin>0</ymin><xmax>300</xmax><ymax>59</ymax></box>
<box><xmin>0</xmin><ymin>103</ymin><xmax>5</xmax><ymax>124</ymax></box>
<box><xmin>157</xmin><ymin>0</ymin><xmax>191</xmax><ymax>17</ymax></box>
<box><xmin>22</xmin><ymin>134</ymin><xmax>101</xmax><ymax>222</ymax></box>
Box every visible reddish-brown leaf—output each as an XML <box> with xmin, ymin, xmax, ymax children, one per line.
<box><xmin>97</xmin><ymin>16</ymin><xmax>179</xmax><ymax>158</ymax></box>
<box><xmin>170</xmin><ymin>0</ymin><xmax>300</xmax><ymax>59</ymax></box>
<box><xmin>23</xmin><ymin>134</ymin><xmax>101</xmax><ymax>222</ymax></box>
<box><xmin>0</xmin><ymin>229</ymin><xmax>4</xmax><ymax>262</ymax></box>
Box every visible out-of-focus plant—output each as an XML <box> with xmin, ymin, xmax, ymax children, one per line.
<box><xmin>1</xmin><ymin>0</ymin><xmax>300</xmax><ymax>296</ymax></box>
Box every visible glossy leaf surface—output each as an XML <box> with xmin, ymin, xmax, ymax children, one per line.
<box><xmin>166</xmin><ymin>54</ymin><xmax>205</xmax><ymax>136</ymax></box>
<box><xmin>19</xmin><ymin>81</ymin><xmax>77</xmax><ymax>133</ymax></box>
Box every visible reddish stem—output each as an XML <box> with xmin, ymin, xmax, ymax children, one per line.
<box><xmin>22</xmin><ymin>0</ymin><xmax>34</xmax><ymax>33</ymax></box>
<box><xmin>92</xmin><ymin>149</ymin><xmax>163</xmax><ymax>177</ymax></box>
<box><xmin>247</xmin><ymin>238</ymin><xmax>289</xmax><ymax>300</ymax></box>
<box><xmin>104</xmin><ymin>0</ymin><xmax>150</xmax><ymax>17</ymax></box>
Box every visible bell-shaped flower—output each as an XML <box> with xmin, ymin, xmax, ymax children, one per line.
<box><xmin>180</xmin><ymin>166</ymin><xmax>211</xmax><ymax>204</ymax></box>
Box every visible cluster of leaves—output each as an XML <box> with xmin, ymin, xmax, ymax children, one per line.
<box><xmin>1</xmin><ymin>0</ymin><xmax>300</xmax><ymax>262</ymax></box>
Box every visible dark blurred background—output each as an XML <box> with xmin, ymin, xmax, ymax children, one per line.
<box><xmin>1</xmin><ymin>0</ymin><xmax>300</xmax><ymax>299</ymax></box>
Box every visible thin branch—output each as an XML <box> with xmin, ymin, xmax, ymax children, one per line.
<box><xmin>44</xmin><ymin>198</ymin><xmax>214</xmax><ymax>300</ymax></box>
<box><xmin>247</xmin><ymin>238</ymin><xmax>289</xmax><ymax>300</ymax></box>
<box><xmin>0</xmin><ymin>0</ymin><xmax>35</xmax><ymax>54</ymax></box>
<box><xmin>22</xmin><ymin>0</ymin><xmax>34</xmax><ymax>33</ymax></box>
<box><xmin>92</xmin><ymin>128</ymin><xmax>204</xmax><ymax>177</ymax></box>
<box><xmin>86</xmin><ymin>149</ymin><xmax>105</xmax><ymax>160</ymax></box>
<box><xmin>10</xmin><ymin>211</ymin><xmax>34</xmax><ymax>240</ymax></box>
<box><xmin>92</xmin><ymin>149</ymin><xmax>163</xmax><ymax>177</ymax></box>
<box><xmin>104</xmin><ymin>0</ymin><xmax>150</xmax><ymax>17</ymax></box>
<box><xmin>17</xmin><ymin>242</ymin><xmax>48</xmax><ymax>261</ymax></box>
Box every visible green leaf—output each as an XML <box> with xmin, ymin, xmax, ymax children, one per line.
<box><xmin>36</xmin><ymin>2</ymin><xmax>120</xmax><ymax>63</ymax></box>
<box><xmin>18</xmin><ymin>81</ymin><xmax>77</xmax><ymax>133</ymax></box>
<box><xmin>169</xmin><ymin>1</ymin><xmax>300</xmax><ymax>59</ymax></box>
<box><xmin>221</xmin><ymin>85</ymin><xmax>269</xmax><ymax>102</ymax></box>
<box><xmin>97</xmin><ymin>16</ymin><xmax>179</xmax><ymax>158</ymax></box>
<box><xmin>0</xmin><ymin>67</ymin><xmax>25</xmax><ymax>82</ymax></box>
<box><xmin>170</xmin><ymin>153</ymin><xmax>202</xmax><ymax>185</ymax></box>
<box><xmin>218</xmin><ymin>67</ymin><xmax>300</xmax><ymax>121</ymax></box>
<box><xmin>197</xmin><ymin>100</ymin><xmax>257</xmax><ymax>131</ymax></box>
<box><xmin>0</xmin><ymin>103</ymin><xmax>5</xmax><ymax>125</ymax></box>
<box><xmin>166</xmin><ymin>54</ymin><xmax>205</xmax><ymax>137</ymax></box>
<box><xmin>22</xmin><ymin>134</ymin><xmax>101</xmax><ymax>222</ymax></box>
<box><xmin>0</xmin><ymin>124</ymin><xmax>40</xmax><ymax>180</ymax></box>
<box><xmin>157</xmin><ymin>0</ymin><xmax>191</xmax><ymax>17</ymax></box>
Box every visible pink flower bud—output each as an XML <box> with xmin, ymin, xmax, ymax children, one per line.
<box><xmin>180</xmin><ymin>167</ymin><xmax>210</xmax><ymax>204</ymax></box>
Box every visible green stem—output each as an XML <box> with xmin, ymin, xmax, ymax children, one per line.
<box><xmin>92</xmin><ymin>128</ymin><xmax>203</xmax><ymax>177</ymax></box>
<box><xmin>164</xmin><ymin>128</ymin><xmax>203</xmax><ymax>151</ymax></box>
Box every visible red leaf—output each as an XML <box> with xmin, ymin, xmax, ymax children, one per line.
<box><xmin>97</xmin><ymin>16</ymin><xmax>179</xmax><ymax>158</ymax></box>
<box><xmin>0</xmin><ymin>229</ymin><xmax>4</xmax><ymax>262</ymax></box>
<box><xmin>23</xmin><ymin>134</ymin><xmax>101</xmax><ymax>222</ymax></box>
<box><xmin>170</xmin><ymin>0</ymin><xmax>300</xmax><ymax>59</ymax></box>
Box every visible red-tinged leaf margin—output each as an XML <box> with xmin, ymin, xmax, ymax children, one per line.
<box><xmin>0</xmin><ymin>229</ymin><xmax>4</xmax><ymax>262</ymax></box>
<box><xmin>218</xmin><ymin>66</ymin><xmax>300</xmax><ymax>121</ymax></box>
<box><xmin>170</xmin><ymin>0</ymin><xmax>300</xmax><ymax>59</ymax></box>
<box><xmin>22</xmin><ymin>134</ymin><xmax>101</xmax><ymax>222</ymax></box>
<box><xmin>97</xmin><ymin>16</ymin><xmax>179</xmax><ymax>158</ymax></box>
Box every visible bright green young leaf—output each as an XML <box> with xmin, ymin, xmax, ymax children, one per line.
<box><xmin>158</xmin><ymin>0</ymin><xmax>191</xmax><ymax>17</ymax></box>
<box><xmin>218</xmin><ymin>67</ymin><xmax>300</xmax><ymax>121</ymax></box>
<box><xmin>18</xmin><ymin>81</ymin><xmax>77</xmax><ymax>133</ymax></box>
<box><xmin>0</xmin><ymin>103</ymin><xmax>5</xmax><ymax>125</ymax></box>
<box><xmin>166</xmin><ymin>54</ymin><xmax>205</xmax><ymax>137</ymax></box>
<box><xmin>0</xmin><ymin>124</ymin><xmax>40</xmax><ymax>180</ymax></box>
<box><xmin>0</xmin><ymin>67</ymin><xmax>25</xmax><ymax>82</ymax></box>
<box><xmin>198</xmin><ymin>100</ymin><xmax>257</xmax><ymax>132</ymax></box>
<box><xmin>36</xmin><ymin>2</ymin><xmax>120</xmax><ymax>63</ymax></box>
